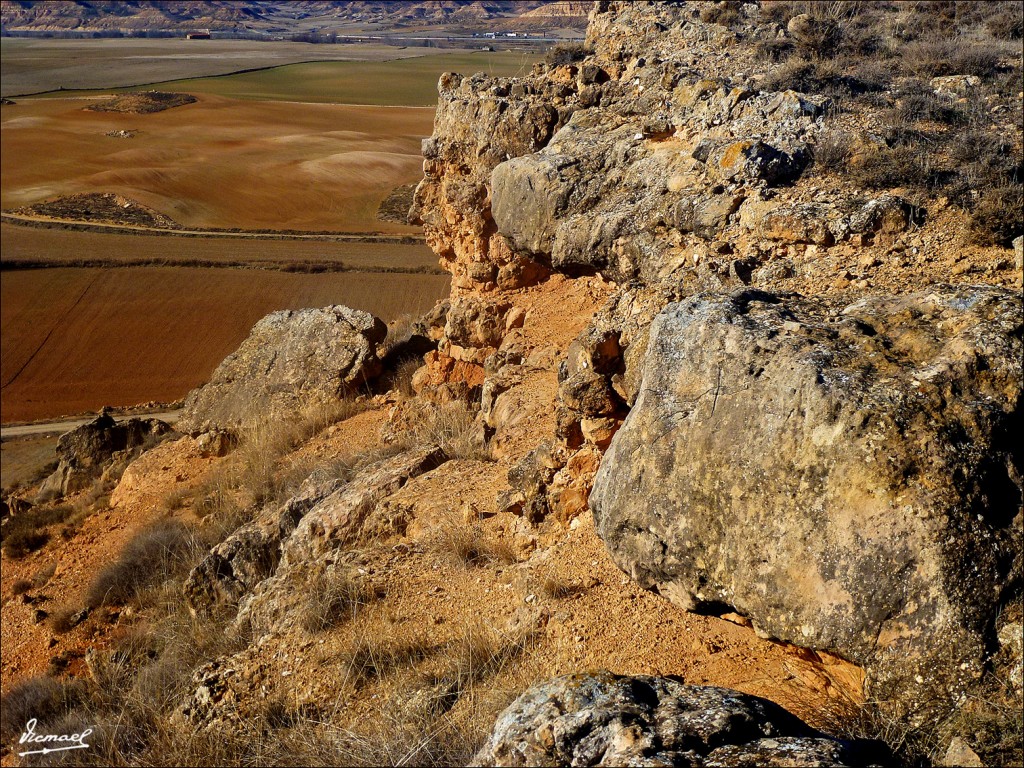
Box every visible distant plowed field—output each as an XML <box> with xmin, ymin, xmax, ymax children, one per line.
<box><xmin>0</xmin><ymin>266</ymin><xmax>449</xmax><ymax>423</ymax></box>
<box><xmin>2</xmin><ymin>96</ymin><xmax>434</xmax><ymax>232</ymax></box>
<box><xmin>1</xmin><ymin>45</ymin><xmax>532</xmax><ymax>423</ymax></box>
<box><xmin>0</xmin><ymin>223</ymin><xmax>439</xmax><ymax>271</ymax></box>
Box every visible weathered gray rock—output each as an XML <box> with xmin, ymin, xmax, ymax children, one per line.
<box><xmin>234</xmin><ymin>446</ymin><xmax>446</xmax><ymax>634</ymax></box>
<box><xmin>177</xmin><ymin>306</ymin><xmax>386</xmax><ymax>435</ymax></box>
<box><xmin>591</xmin><ymin>286</ymin><xmax>1022</xmax><ymax>702</ymax></box>
<box><xmin>671</xmin><ymin>190</ymin><xmax>745</xmax><ymax>240</ymax></box>
<box><xmin>473</xmin><ymin>672</ymin><xmax>870</xmax><ymax>767</ymax></box>
<box><xmin>183</xmin><ymin>476</ymin><xmax>342</xmax><ymax>615</ymax></box>
<box><xmin>36</xmin><ymin>412</ymin><xmax>171</xmax><ymax>501</ymax></box>
<box><xmin>711</xmin><ymin>139</ymin><xmax>807</xmax><ymax>186</ymax></box>
<box><xmin>848</xmin><ymin>195</ymin><xmax>921</xmax><ymax>236</ymax></box>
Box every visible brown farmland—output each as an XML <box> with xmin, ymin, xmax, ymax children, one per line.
<box><xmin>1</xmin><ymin>95</ymin><xmax>434</xmax><ymax>232</ymax></box>
<box><xmin>0</xmin><ymin>222</ymin><xmax>439</xmax><ymax>271</ymax></box>
<box><xmin>0</xmin><ymin>266</ymin><xmax>449</xmax><ymax>423</ymax></box>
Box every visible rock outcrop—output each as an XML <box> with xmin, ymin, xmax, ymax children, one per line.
<box><xmin>180</xmin><ymin>445</ymin><xmax>447</xmax><ymax>632</ymax></box>
<box><xmin>591</xmin><ymin>285</ymin><xmax>1023</xmax><ymax>701</ymax></box>
<box><xmin>412</xmin><ymin>0</ymin><xmax>1021</xmax><ymax>727</ymax></box>
<box><xmin>474</xmin><ymin>672</ymin><xmax>879</xmax><ymax>767</ymax></box>
<box><xmin>176</xmin><ymin>306</ymin><xmax>386</xmax><ymax>435</ymax></box>
<box><xmin>183</xmin><ymin>475</ymin><xmax>343</xmax><ymax>615</ymax></box>
<box><xmin>36</xmin><ymin>412</ymin><xmax>172</xmax><ymax>501</ymax></box>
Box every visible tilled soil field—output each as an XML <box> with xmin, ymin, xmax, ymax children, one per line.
<box><xmin>0</xmin><ymin>266</ymin><xmax>448</xmax><ymax>423</ymax></box>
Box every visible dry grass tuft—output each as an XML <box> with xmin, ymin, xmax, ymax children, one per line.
<box><xmin>340</xmin><ymin>632</ymin><xmax>436</xmax><ymax>686</ymax></box>
<box><xmin>300</xmin><ymin>568</ymin><xmax>379</xmax><ymax>634</ymax></box>
<box><xmin>539</xmin><ymin>572</ymin><xmax>579</xmax><ymax>600</ymax></box>
<box><xmin>0</xmin><ymin>677</ymin><xmax>85</xmax><ymax>745</ymax></box>
<box><xmin>429</xmin><ymin>512</ymin><xmax>517</xmax><ymax>569</ymax></box>
<box><xmin>397</xmin><ymin>401</ymin><xmax>493</xmax><ymax>462</ymax></box>
<box><xmin>85</xmin><ymin>519</ymin><xmax>202</xmax><ymax>608</ymax></box>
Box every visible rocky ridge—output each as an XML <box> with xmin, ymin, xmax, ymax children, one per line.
<box><xmin>2</xmin><ymin>1</ymin><xmax>1021</xmax><ymax>765</ymax></box>
<box><xmin>176</xmin><ymin>305</ymin><xmax>386</xmax><ymax>436</ymax></box>
<box><xmin>410</xmin><ymin>0</ymin><xmax>1022</xmax><ymax>751</ymax></box>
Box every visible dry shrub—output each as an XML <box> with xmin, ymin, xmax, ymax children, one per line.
<box><xmin>545</xmin><ymin>42</ymin><xmax>591</xmax><ymax>67</ymax></box>
<box><xmin>397</xmin><ymin>401</ymin><xmax>492</xmax><ymax>462</ymax></box>
<box><xmin>816</xmin><ymin>698</ymin><xmax>925</xmax><ymax>767</ymax></box>
<box><xmin>810</xmin><ymin>130</ymin><xmax>853</xmax><ymax>173</ymax></box>
<box><xmin>47</xmin><ymin>607</ymin><xmax>79</xmax><ymax>634</ymax></box>
<box><xmin>295</xmin><ymin>397</ymin><xmax>368</xmax><ymax>440</ymax></box>
<box><xmin>968</xmin><ymin>185</ymin><xmax>1024</xmax><ymax>246</ymax></box>
<box><xmin>700</xmin><ymin>1</ymin><xmax>743</xmax><ymax>27</ymax></box>
<box><xmin>300</xmin><ymin>568</ymin><xmax>378</xmax><ymax>633</ymax></box>
<box><xmin>32</xmin><ymin>561</ymin><xmax>57</xmax><ymax>588</ymax></box>
<box><xmin>850</xmin><ymin>145</ymin><xmax>935</xmax><ymax>190</ymax></box>
<box><xmin>160</xmin><ymin>487</ymin><xmax>188</xmax><ymax>513</ymax></box>
<box><xmin>230</xmin><ymin>397</ymin><xmax>367</xmax><ymax>506</ymax></box>
<box><xmin>0</xmin><ymin>504</ymin><xmax>75</xmax><ymax>558</ymax></box>
<box><xmin>0</xmin><ymin>676</ymin><xmax>85</xmax><ymax>744</ymax></box>
<box><xmin>902</xmin><ymin>38</ymin><xmax>1003</xmax><ymax>79</ymax></box>
<box><xmin>985</xmin><ymin>2</ymin><xmax>1024</xmax><ymax>40</ymax></box>
<box><xmin>387</xmin><ymin>356</ymin><xmax>421</xmax><ymax>399</ymax></box>
<box><xmin>85</xmin><ymin>520</ymin><xmax>200</xmax><ymax>608</ymax></box>
<box><xmin>380</xmin><ymin>313</ymin><xmax>418</xmax><ymax>358</ymax></box>
<box><xmin>894</xmin><ymin>92</ymin><xmax>966</xmax><ymax>125</ymax></box>
<box><xmin>330</xmin><ymin>622</ymin><xmax>533</xmax><ymax>767</ymax></box>
<box><xmin>429</xmin><ymin>512</ymin><xmax>516</xmax><ymax>569</ymax></box>
<box><xmin>760</xmin><ymin>55</ymin><xmax>887</xmax><ymax>99</ymax></box>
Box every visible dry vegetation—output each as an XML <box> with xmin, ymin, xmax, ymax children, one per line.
<box><xmin>85</xmin><ymin>91</ymin><xmax>196</xmax><ymax>114</ymax></box>
<box><xmin>750</xmin><ymin>0</ymin><xmax>1023</xmax><ymax>246</ymax></box>
<box><xmin>0</xmin><ymin>378</ymin><xmax>517</xmax><ymax>766</ymax></box>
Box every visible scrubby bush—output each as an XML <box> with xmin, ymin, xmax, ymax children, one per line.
<box><xmin>810</xmin><ymin>130</ymin><xmax>853</xmax><ymax>173</ymax></box>
<box><xmin>429</xmin><ymin>512</ymin><xmax>516</xmax><ymax>569</ymax></box>
<box><xmin>0</xmin><ymin>677</ymin><xmax>84</xmax><ymax>744</ymax></box>
<box><xmin>300</xmin><ymin>568</ymin><xmax>377</xmax><ymax>633</ymax></box>
<box><xmin>1</xmin><ymin>504</ymin><xmax>76</xmax><ymax>558</ymax></box>
<box><xmin>968</xmin><ymin>185</ymin><xmax>1024</xmax><ymax>246</ymax></box>
<box><xmin>849</xmin><ymin>145</ymin><xmax>936</xmax><ymax>190</ymax></box>
<box><xmin>85</xmin><ymin>520</ymin><xmax>198</xmax><ymax>607</ymax></box>
<box><xmin>700</xmin><ymin>1</ymin><xmax>743</xmax><ymax>28</ymax></box>
<box><xmin>545</xmin><ymin>42</ymin><xmax>591</xmax><ymax>67</ymax></box>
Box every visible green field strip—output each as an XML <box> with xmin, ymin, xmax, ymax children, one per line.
<box><xmin>22</xmin><ymin>51</ymin><xmax>541</xmax><ymax>106</ymax></box>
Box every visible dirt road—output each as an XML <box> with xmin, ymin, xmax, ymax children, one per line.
<box><xmin>0</xmin><ymin>410</ymin><xmax>180</xmax><ymax>438</ymax></box>
<box><xmin>0</xmin><ymin>213</ymin><xmax>424</xmax><ymax>243</ymax></box>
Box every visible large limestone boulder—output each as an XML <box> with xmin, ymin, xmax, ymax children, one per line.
<box><xmin>591</xmin><ymin>286</ymin><xmax>1022</xmax><ymax>702</ymax></box>
<box><xmin>176</xmin><ymin>306</ymin><xmax>386</xmax><ymax>435</ymax></box>
<box><xmin>36</xmin><ymin>412</ymin><xmax>172</xmax><ymax>501</ymax></box>
<box><xmin>473</xmin><ymin>672</ymin><xmax>876</xmax><ymax>767</ymax></box>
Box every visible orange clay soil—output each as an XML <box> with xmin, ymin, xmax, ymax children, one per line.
<box><xmin>1</xmin><ymin>274</ymin><xmax>864</xmax><ymax>743</ymax></box>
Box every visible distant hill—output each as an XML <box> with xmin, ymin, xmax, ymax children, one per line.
<box><xmin>0</xmin><ymin>0</ymin><xmax>590</xmax><ymax>37</ymax></box>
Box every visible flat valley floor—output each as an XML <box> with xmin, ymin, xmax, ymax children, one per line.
<box><xmin>0</xmin><ymin>46</ymin><xmax>538</xmax><ymax>425</ymax></box>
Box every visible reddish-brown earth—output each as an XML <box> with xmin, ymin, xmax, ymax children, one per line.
<box><xmin>0</xmin><ymin>265</ymin><xmax>448</xmax><ymax>423</ymax></box>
